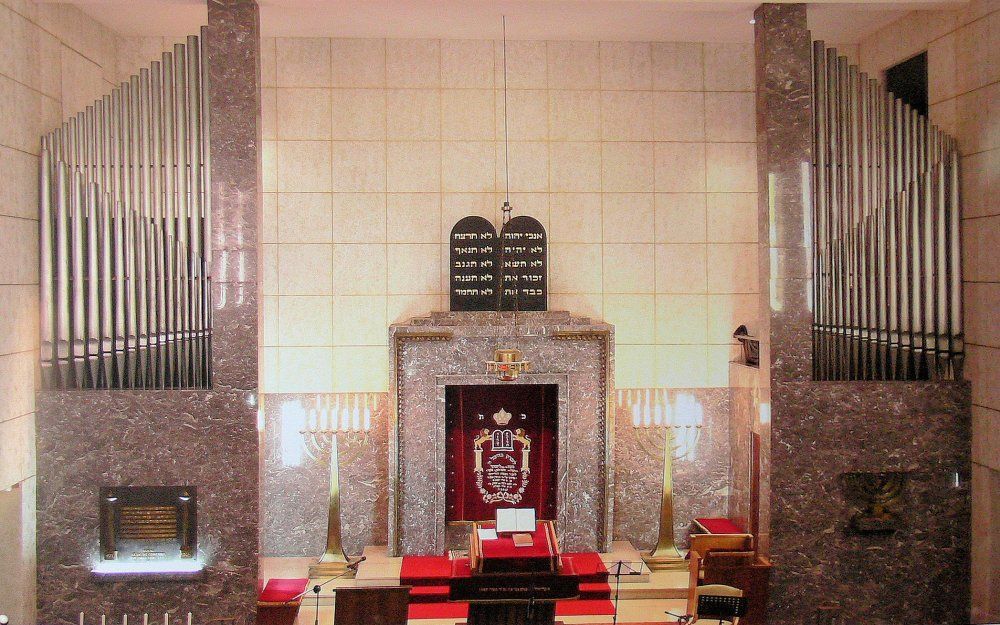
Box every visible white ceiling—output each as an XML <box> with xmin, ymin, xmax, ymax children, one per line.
<box><xmin>49</xmin><ymin>0</ymin><xmax>964</xmax><ymax>43</ymax></box>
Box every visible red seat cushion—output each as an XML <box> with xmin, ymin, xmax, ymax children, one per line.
<box><xmin>258</xmin><ymin>578</ymin><xmax>309</xmax><ymax>604</ymax></box>
<box><xmin>695</xmin><ymin>517</ymin><xmax>744</xmax><ymax>534</ymax></box>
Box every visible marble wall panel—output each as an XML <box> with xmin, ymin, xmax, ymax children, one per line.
<box><xmin>36</xmin><ymin>390</ymin><xmax>259</xmax><ymax>625</ymax></box>
<box><xmin>768</xmin><ymin>380</ymin><xmax>971</xmax><ymax>625</ymax></box>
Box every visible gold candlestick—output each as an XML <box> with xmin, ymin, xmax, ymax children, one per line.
<box><xmin>309</xmin><ymin>435</ymin><xmax>350</xmax><ymax>576</ymax></box>
<box><xmin>643</xmin><ymin>426</ymin><xmax>687</xmax><ymax>570</ymax></box>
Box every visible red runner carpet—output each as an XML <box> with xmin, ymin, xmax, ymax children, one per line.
<box><xmin>400</xmin><ymin>552</ymin><xmax>615</xmax><ymax>620</ymax></box>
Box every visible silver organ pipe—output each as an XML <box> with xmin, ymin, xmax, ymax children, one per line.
<box><xmin>812</xmin><ymin>43</ymin><xmax>963</xmax><ymax>381</ymax></box>
<box><xmin>39</xmin><ymin>34</ymin><xmax>212</xmax><ymax>390</ymax></box>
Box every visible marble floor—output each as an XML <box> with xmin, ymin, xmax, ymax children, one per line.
<box><xmin>260</xmin><ymin>542</ymin><xmax>691</xmax><ymax>625</ymax></box>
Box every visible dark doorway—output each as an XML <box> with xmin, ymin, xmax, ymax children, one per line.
<box><xmin>885</xmin><ymin>52</ymin><xmax>928</xmax><ymax>116</ymax></box>
<box><xmin>445</xmin><ymin>384</ymin><xmax>559</xmax><ymax>522</ymax></box>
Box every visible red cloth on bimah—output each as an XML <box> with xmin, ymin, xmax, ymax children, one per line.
<box><xmin>474</xmin><ymin>521</ymin><xmax>559</xmax><ymax>573</ymax></box>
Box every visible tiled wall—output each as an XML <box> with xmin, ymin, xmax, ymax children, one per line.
<box><xmin>259</xmin><ymin>37</ymin><xmax>759</xmax><ymax>394</ymax></box>
<box><xmin>857</xmin><ymin>2</ymin><xmax>999</xmax><ymax>621</ymax></box>
<box><xmin>0</xmin><ymin>1</ymin><xmax>149</xmax><ymax>621</ymax></box>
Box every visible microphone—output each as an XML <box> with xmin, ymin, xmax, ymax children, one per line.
<box><xmin>347</xmin><ymin>556</ymin><xmax>367</xmax><ymax>571</ymax></box>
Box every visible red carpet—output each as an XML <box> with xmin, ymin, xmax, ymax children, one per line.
<box><xmin>400</xmin><ymin>553</ymin><xmax>615</xmax><ymax>619</ymax></box>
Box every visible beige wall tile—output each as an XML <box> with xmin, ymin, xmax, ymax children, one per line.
<box><xmin>617</xmin><ymin>345</ymin><xmax>658</xmax><ymax>388</ymax></box>
<box><xmin>504</xmin><ymin>192</ymin><xmax>550</xmax><ymax>230</ymax></box>
<box><xmin>387</xmin><ymin>39</ymin><xmax>440</xmax><ymax>88</ymax></box>
<box><xmin>0</xmin><ymin>216</ymin><xmax>36</xmax><ymax>285</ymax></box>
<box><xmin>330</xmin><ymin>346</ymin><xmax>389</xmax><ymax>392</ymax></box>
<box><xmin>262</xmin><ymin>140</ymin><xmax>277</xmax><ymax>192</ymax></box>
<box><xmin>387</xmin><ymin>141</ymin><xmax>440</xmax><ymax>192</ymax></box>
<box><xmin>262</xmin><ymin>296</ymin><xmax>279</xmax><ymax>346</ymax></box>
<box><xmin>332</xmin><ymin>295</ymin><xmax>387</xmax><ymax>345</ymax></box>
<box><xmin>955</xmin><ymin>83</ymin><xmax>999</xmax><ymax>155</ymax></box>
<box><xmin>0</xmin><ymin>146</ymin><xmax>37</xmax><ymax>220</ymax></box>
<box><xmin>656</xmin><ymin>244</ymin><xmax>708</xmax><ymax>293</ymax></box>
<box><xmin>277</xmin><ymin>141</ymin><xmax>332</xmax><ymax>192</ymax></box>
<box><xmin>706</xmin><ymin>142</ymin><xmax>757</xmax><ymax>192</ymax></box>
<box><xmin>707</xmin><ymin>293</ymin><xmax>759</xmax><ymax>342</ymax></box>
<box><xmin>442</xmin><ymin>88</ymin><xmax>494</xmax><ymax>140</ymax></box>
<box><xmin>655</xmin><ymin>345</ymin><xmax>709</xmax><ymax>387</ymax></box>
<box><xmin>262</xmin><ymin>88</ymin><xmax>277</xmax><ymax>140</ymax></box>
<box><xmin>276</xmin><ymin>346</ymin><xmax>334</xmax><ymax>392</ymax></box>
<box><xmin>655</xmin><ymin>294</ymin><xmax>708</xmax><ymax>345</ymax></box>
<box><xmin>499</xmin><ymin>89</ymin><xmax>548</xmax><ymax>141</ymax></box>
<box><xmin>332</xmin><ymin>243</ymin><xmax>387</xmax><ymax>295</ymax></box>
<box><xmin>549</xmin><ymin>293</ymin><xmax>603</xmax><ymax>319</ymax></box>
<box><xmin>550</xmin><ymin>193</ymin><xmax>602</xmax><ymax>243</ymax></box>
<box><xmin>654</xmin><ymin>142</ymin><xmax>706</xmax><ymax>193</ymax></box>
<box><xmin>704</xmin><ymin>43</ymin><xmax>753</xmax><ymax>92</ymax></box>
<box><xmin>262</xmin><ymin>244</ymin><xmax>278</xmax><ymax>295</ymax></box>
<box><xmin>928</xmin><ymin>31</ymin><xmax>958</xmax><ymax>105</ymax></box>
<box><xmin>261</xmin><ymin>346</ymin><xmax>279</xmax><ymax>391</ymax></box>
<box><xmin>963</xmin><ymin>215</ymin><xmax>1000</xmax><ymax>282</ymax></box>
<box><xmin>655</xmin><ymin>193</ymin><xmax>707</xmax><ymax>243</ymax></box>
<box><xmin>261</xmin><ymin>38</ymin><xmax>277</xmax><ymax>88</ymax></box>
<box><xmin>277</xmin><ymin>193</ymin><xmax>333</xmax><ymax>243</ymax></box>
<box><xmin>603</xmin><ymin>142</ymin><xmax>654</xmax><ymax>192</ymax></box>
<box><xmin>387</xmin><ymin>193</ymin><xmax>440</xmax><ymax>243</ymax></box>
<box><xmin>442</xmin><ymin>193</ymin><xmax>496</xmax><ymax>239</ymax></box>
<box><xmin>278</xmin><ymin>243</ymin><xmax>333</xmax><ymax>295</ymax></box>
<box><xmin>0</xmin><ymin>351</ymin><xmax>34</xmax><ymax>424</ymax></box>
<box><xmin>497</xmin><ymin>41</ymin><xmax>547</xmax><ymax>89</ymax></box>
<box><xmin>332</xmin><ymin>193</ymin><xmax>386</xmax><ymax>243</ymax></box>
<box><xmin>966</xmin><ymin>344</ymin><xmax>1000</xmax><ymax>411</ymax></box>
<box><xmin>276</xmin><ymin>38</ymin><xmax>331</xmax><ymax>88</ymax></box>
<box><xmin>652</xmin><ymin>92</ymin><xmax>705</xmax><ymax>142</ymax></box>
<box><xmin>972</xmin><ymin>406</ymin><xmax>1000</xmax><ymax>469</ymax></box>
<box><xmin>443</xmin><ymin>141</ymin><xmax>495</xmax><ymax>192</ymax></box>
<box><xmin>549</xmin><ymin>141</ymin><xmax>602</xmax><ymax>192</ymax></box>
<box><xmin>707</xmin><ymin>243</ymin><xmax>758</xmax><ymax>293</ymax></box>
<box><xmin>602</xmin><ymin>91</ymin><xmax>653</xmax><ymax>141</ymax></box>
<box><xmin>705</xmin><ymin>92</ymin><xmax>755</xmax><ymax>142</ymax></box>
<box><xmin>0</xmin><ymin>413</ymin><xmax>34</xmax><ymax>489</ymax></box>
<box><xmin>387</xmin><ymin>88</ymin><xmax>440</xmax><ymax>140</ymax></box>
<box><xmin>604</xmin><ymin>243</ymin><xmax>654</xmax><ymax>293</ymax></box>
<box><xmin>960</xmin><ymin>149</ymin><xmax>999</xmax><ymax>219</ymax></box>
<box><xmin>502</xmin><ymin>141</ymin><xmax>549</xmax><ymax>192</ymax></box>
<box><xmin>652</xmin><ymin>42</ymin><xmax>704</xmax><ymax>91</ymax></box>
<box><xmin>442</xmin><ymin>40</ymin><xmax>494</xmax><ymax>88</ymax></box>
<box><xmin>955</xmin><ymin>11</ymin><xmax>997</xmax><ymax>96</ymax></box>
<box><xmin>547</xmin><ymin>41</ymin><xmax>600</xmax><ymax>90</ymax></box>
<box><xmin>332</xmin><ymin>141</ymin><xmax>386</xmax><ymax>192</ymax></box>
<box><xmin>278</xmin><ymin>295</ymin><xmax>334</xmax><ymax>346</ymax></box>
<box><xmin>600</xmin><ymin>42</ymin><xmax>652</xmax><ymax>90</ymax></box>
<box><xmin>966</xmin><ymin>282</ymin><xmax>1000</xmax><ymax>349</ymax></box>
<box><xmin>388</xmin><ymin>243</ymin><xmax>440</xmax><ymax>294</ymax></box>
<box><xmin>706</xmin><ymin>344</ymin><xmax>734</xmax><ymax>386</ymax></box>
<box><xmin>604</xmin><ymin>193</ymin><xmax>654</xmax><ymax>243</ymax></box>
<box><xmin>331</xmin><ymin>38</ymin><xmax>385</xmax><ymax>88</ymax></box>
<box><xmin>0</xmin><ymin>74</ymin><xmax>60</xmax><ymax>155</ymax></box>
<box><xmin>549</xmin><ymin>242</ymin><xmax>602</xmax><ymax>293</ymax></box>
<box><xmin>707</xmin><ymin>192</ymin><xmax>757</xmax><ymax>243</ymax></box>
<box><xmin>549</xmin><ymin>90</ymin><xmax>600</xmax><ymax>141</ymax></box>
<box><xmin>277</xmin><ymin>88</ymin><xmax>332</xmax><ymax>140</ymax></box>
<box><xmin>331</xmin><ymin>89</ymin><xmax>386</xmax><ymax>140</ymax></box>
<box><xmin>388</xmin><ymin>293</ymin><xmax>439</xmax><ymax>323</ymax></box>
<box><xmin>604</xmin><ymin>294</ymin><xmax>655</xmax><ymax>344</ymax></box>
<box><xmin>58</xmin><ymin>47</ymin><xmax>103</xmax><ymax>119</ymax></box>
<box><xmin>0</xmin><ymin>284</ymin><xmax>36</xmax><ymax>356</ymax></box>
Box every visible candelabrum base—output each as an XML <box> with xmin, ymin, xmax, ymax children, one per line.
<box><xmin>309</xmin><ymin>555</ymin><xmax>353</xmax><ymax>577</ymax></box>
<box><xmin>642</xmin><ymin>549</ymin><xmax>689</xmax><ymax>571</ymax></box>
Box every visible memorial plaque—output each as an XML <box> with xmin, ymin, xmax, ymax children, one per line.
<box><xmin>450</xmin><ymin>216</ymin><xmax>500</xmax><ymax>312</ymax></box>
<box><xmin>500</xmin><ymin>216</ymin><xmax>547</xmax><ymax>311</ymax></box>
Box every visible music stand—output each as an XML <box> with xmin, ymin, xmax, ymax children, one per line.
<box><xmin>609</xmin><ymin>560</ymin><xmax>643</xmax><ymax>625</ymax></box>
<box><xmin>696</xmin><ymin>593</ymin><xmax>749</xmax><ymax>625</ymax></box>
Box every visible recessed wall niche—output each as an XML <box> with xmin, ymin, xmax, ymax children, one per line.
<box><xmin>98</xmin><ymin>486</ymin><xmax>198</xmax><ymax>568</ymax></box>
<box><xmin>840</xmin><ymin>471</ymin><xmax>907</xmax><ymax>534</ymax></box>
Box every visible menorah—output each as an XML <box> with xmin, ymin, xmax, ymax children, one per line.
<box><xmin>618</xmin><ymin>389</ymin><xmax>704</xmax><ymax>570</ymax></box>
<box><xmin>294</xmin><ymin>393</ymin><xmax>384</xmax><ymax>575</ymax></box>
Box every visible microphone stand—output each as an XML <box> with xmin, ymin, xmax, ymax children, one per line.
<box><xmin>610</xmin><ymin>560</ymin><xmax>641</xmax><ymax>625</ymax></box>
<box><xmin>287</xmin><ymin>557</ymin><xmax>366</xmax><ymax>625</ymax></box>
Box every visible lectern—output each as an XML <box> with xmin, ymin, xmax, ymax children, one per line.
<box><xmin>449</xmin><ymin>520</ymin><xmax>579</xmax><ymax>625</ymax></box>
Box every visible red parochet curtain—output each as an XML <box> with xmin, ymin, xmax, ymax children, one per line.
<box><xmin>445</xmin><ymin>384</ymin><xmax>559</xmax><ymax>522</ymax></box>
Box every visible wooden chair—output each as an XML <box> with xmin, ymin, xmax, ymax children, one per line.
<box><xmin>688</xmin><ymin>584</ymin><xmax>747</xmax><ymax>625</ymax></box>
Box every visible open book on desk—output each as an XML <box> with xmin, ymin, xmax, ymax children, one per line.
<box><xmin>495</xmin><ymin>507</ymin><xmax>536</xmax><ymax>533</ymax></box>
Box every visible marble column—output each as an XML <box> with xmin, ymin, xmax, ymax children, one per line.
<box><xmin>754</xmin><ymin>6</ymin><xmax>971</xmax><ymax>625</ymax></box>
<box><xmin>35</xmin><ymin>2</ymin><xmax>262</xmax><ymax>623</ymax></box>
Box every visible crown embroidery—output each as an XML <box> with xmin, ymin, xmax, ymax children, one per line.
<box><xmin>492</xmin><ymin>408</ymin><xmax>512</xmax><ymax>426</ymax></box>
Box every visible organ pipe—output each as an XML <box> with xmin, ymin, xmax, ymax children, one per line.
<box><xmin>811</xmin><ymin>42</ymin><xmax>963</xmax><ymax>381</ymax></box>
<box><xmin>39</xmin><ymin>34</ymin><xmax>211</xmax><ymax>390</ymax></box>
